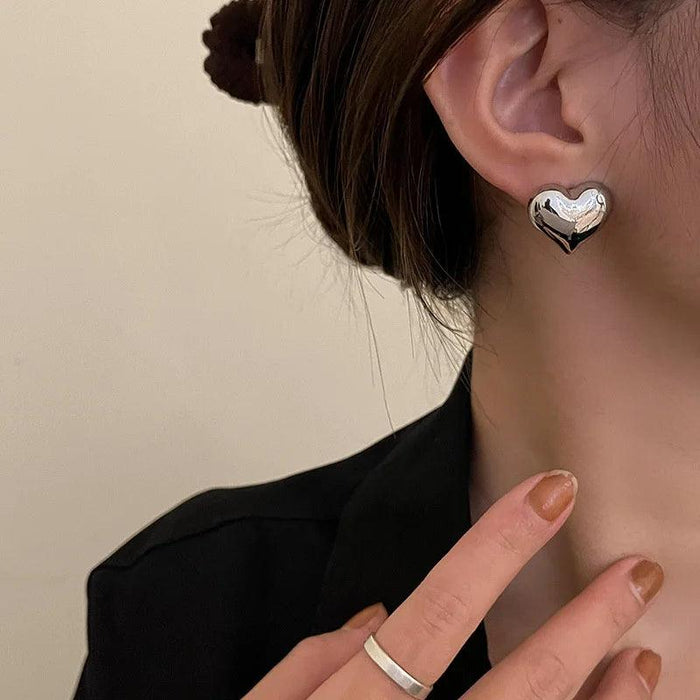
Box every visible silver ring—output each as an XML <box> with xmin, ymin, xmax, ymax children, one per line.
<box><xmin>363</xmin><ymin>634</ymin><xmax>433</xmax><ymax>699</ymax></box>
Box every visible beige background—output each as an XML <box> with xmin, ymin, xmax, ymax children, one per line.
<box><xmin>1</xmin><ymin>2</ymin><xmax>471</xmax><ymax>697</ymax></box>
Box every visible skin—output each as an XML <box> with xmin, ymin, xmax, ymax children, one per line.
<box><xmin>243</xmin><ymin>470</ymin><xmax>663</xmax><ymax>698</ymax></box>
<box><xmin>245</xmin><ymin>0</ymin><xmax>699</xmax><ymax>697</ymax></box>
<box><xmin>422</xmin><ymin>0</ymin><xmax>700</xmax><ymax>696</ymax></box>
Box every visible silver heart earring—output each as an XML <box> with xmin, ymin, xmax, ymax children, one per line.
<box><xmin>528</xmin><ymin>183</ymin><xmax>613</xmax><ymax>255</ymax></box>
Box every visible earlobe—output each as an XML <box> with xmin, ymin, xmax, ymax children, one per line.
<box><xmin>423</xmin><ymin>0</ymin><xmax>593</xmax><ymax>206</ymax></box>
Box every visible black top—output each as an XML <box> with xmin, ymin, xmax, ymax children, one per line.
<box><xmin>72</xmin><ymin>348</ymin><xmax>493</xmax><ymax>699</ymax></box>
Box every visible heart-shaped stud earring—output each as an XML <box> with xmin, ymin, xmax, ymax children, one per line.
<box><xmin>528</xmin><ymin>183</ymin><xmax>612</xmax><ymax>255</ymax></box>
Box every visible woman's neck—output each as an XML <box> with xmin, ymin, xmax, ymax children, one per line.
<box><xmin>467</xmin><ymin>230</ymin><xmax>700</xmax><ymax>695</ymax></box>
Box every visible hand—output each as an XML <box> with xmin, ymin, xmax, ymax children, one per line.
<box><xmin>243</xmin><ymin>470</ymin><xmax>664</xmax><ymax>699</ymax></box>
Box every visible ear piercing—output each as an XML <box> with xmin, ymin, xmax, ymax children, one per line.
<box><xmin>528</xmin><ymin>183</ymin><xmax>612</xmax><ymax>255</ymax></box>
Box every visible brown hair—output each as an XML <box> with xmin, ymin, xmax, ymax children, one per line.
<box><xmin>203</xmin><ymin>0</ymin><xmax>669</xmax><ymax>334</ymax></box>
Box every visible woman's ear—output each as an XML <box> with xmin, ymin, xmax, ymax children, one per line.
<box><xmin>423</xmin><ymin>0</ymin><xmax>640</xmax><ymax>206</ymax></box>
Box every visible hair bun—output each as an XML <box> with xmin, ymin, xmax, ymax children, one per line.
<box><xmin>202</xmin><ymin>0</ymin><xmax>267</xmax><ymax>105</ymax></box>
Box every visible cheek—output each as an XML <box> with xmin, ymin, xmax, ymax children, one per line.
<box><xmin>651</xmin><ymin>3</ymin><xmax>700</xmax><ymax>178</ymax></box>
<box><xmin>601</xmin><ymin>84</ymin><xmax>700</xmax><ymax>315</ymax></box>
<box><xmin>582</xmin><ymin>5</ymin><xmax>700</xmax><ymax>313</ymax></box>
<box><xmin>630</xmin><ymin>12</ymin><xmax>700</xmax><ymax>297</ymax></box>
<box><xmin>652</xmin><ymin>46</ymin><xmax>700</xmax><ymax>257</ymax></box>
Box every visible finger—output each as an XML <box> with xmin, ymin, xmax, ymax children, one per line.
<box><xmin>591</xmin><ymin>647</ymin><xmax>663</xmax><ymax>699</ymax></box>
<box><xmin>352</xmin><ymin>470</ymin><xmax>579</xmax><ymax>689</ymax></box>
<box><xmin>243</xmin><ymin>603</ymin><xmax>388</xmax><ymax>700</ymax></box>
<box><xmin>465</xmin><ymin>556</ymin><xmax>664</xmax><ymax>699</ymax></box>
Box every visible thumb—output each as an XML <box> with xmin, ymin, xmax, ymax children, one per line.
<box><xmin>242</xmin><ymin>602</ymin><xmax>388</xmax><ymax>700</ymax></box>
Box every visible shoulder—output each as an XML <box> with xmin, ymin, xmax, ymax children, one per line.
<box><xmin>73</xmin><ymin>359</ymin><xmax>471</xmax><ymax>697</ymax></box>
<box><xmin>73</xmin><ymin>412</ymin><xmax>437</xmax><ymax>698</ymax></box>
<box><xmin>88</xmin><ymin>408</ymin><xmax>435</xmax><ymax>575</ymax></box>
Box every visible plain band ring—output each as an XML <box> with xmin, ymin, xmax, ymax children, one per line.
<box><xmin>363</xmin><ymin>634</ymin><xmax>433</xmax><ymax>699</ymax></box>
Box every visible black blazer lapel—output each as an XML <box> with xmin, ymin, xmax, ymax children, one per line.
<box><xmin>309</xmin><ymin>349</ymin><xmax>492</xmax><ymax>696</ymax></box>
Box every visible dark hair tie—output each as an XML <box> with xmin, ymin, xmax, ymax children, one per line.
<box><xmin>202</xmin><ymin>0</ymin><xmax>267</xmax><ymax>105</ymax></box>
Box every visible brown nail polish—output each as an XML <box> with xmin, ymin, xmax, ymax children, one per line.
<box><xmin>635</xmin><ymin>648</ymin><xmax>662</xmax><ymax>693</ymax></box>
<box><xmin>527</xmin><ymin>471</ymin><xmax>578</xmax><ymax>522</ymax></box>
<box><xmin>342</xmin><ymin>602</ymin><xmax>384</xmax><ymax>629</ymax></box>
<box><xmin>629</xmin><ymin>560</ymin><xmax>665</xmax><ymax>605</ymax></box>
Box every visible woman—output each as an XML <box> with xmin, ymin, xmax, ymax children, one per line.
<box><xmin>73</xmin><ymin>0</ymin><xmax>700</xmax><ymax>697</ymax></box>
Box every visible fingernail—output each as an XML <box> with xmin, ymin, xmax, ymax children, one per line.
<box><xmin>629</xmin><ymin>559</ymin><xmax>665</xmax><ymax>605</ymax></box>
<box><xmin>342</xmin><ymin>602</ymin><xmax>385</xmax><ymax>629</ymax></box>
<box><xmin>635</xmin><ymin>648</ymin><xmax>662</xmax><ymax>693</ymax></box>
<box><xmin>527</xmin><ymin>470</ymin><xmax>578</xmax><ymax>522</ymax></box>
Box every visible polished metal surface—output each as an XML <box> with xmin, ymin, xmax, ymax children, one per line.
<box><xmin>528</xmin><ymin>183</ymin><xmax>612</xmax><ymax>254</ymax></box>
<box><xmin>363</xmin><ymin>634</ymin><xmax>433</xmax><ymax>699</ymax></box>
